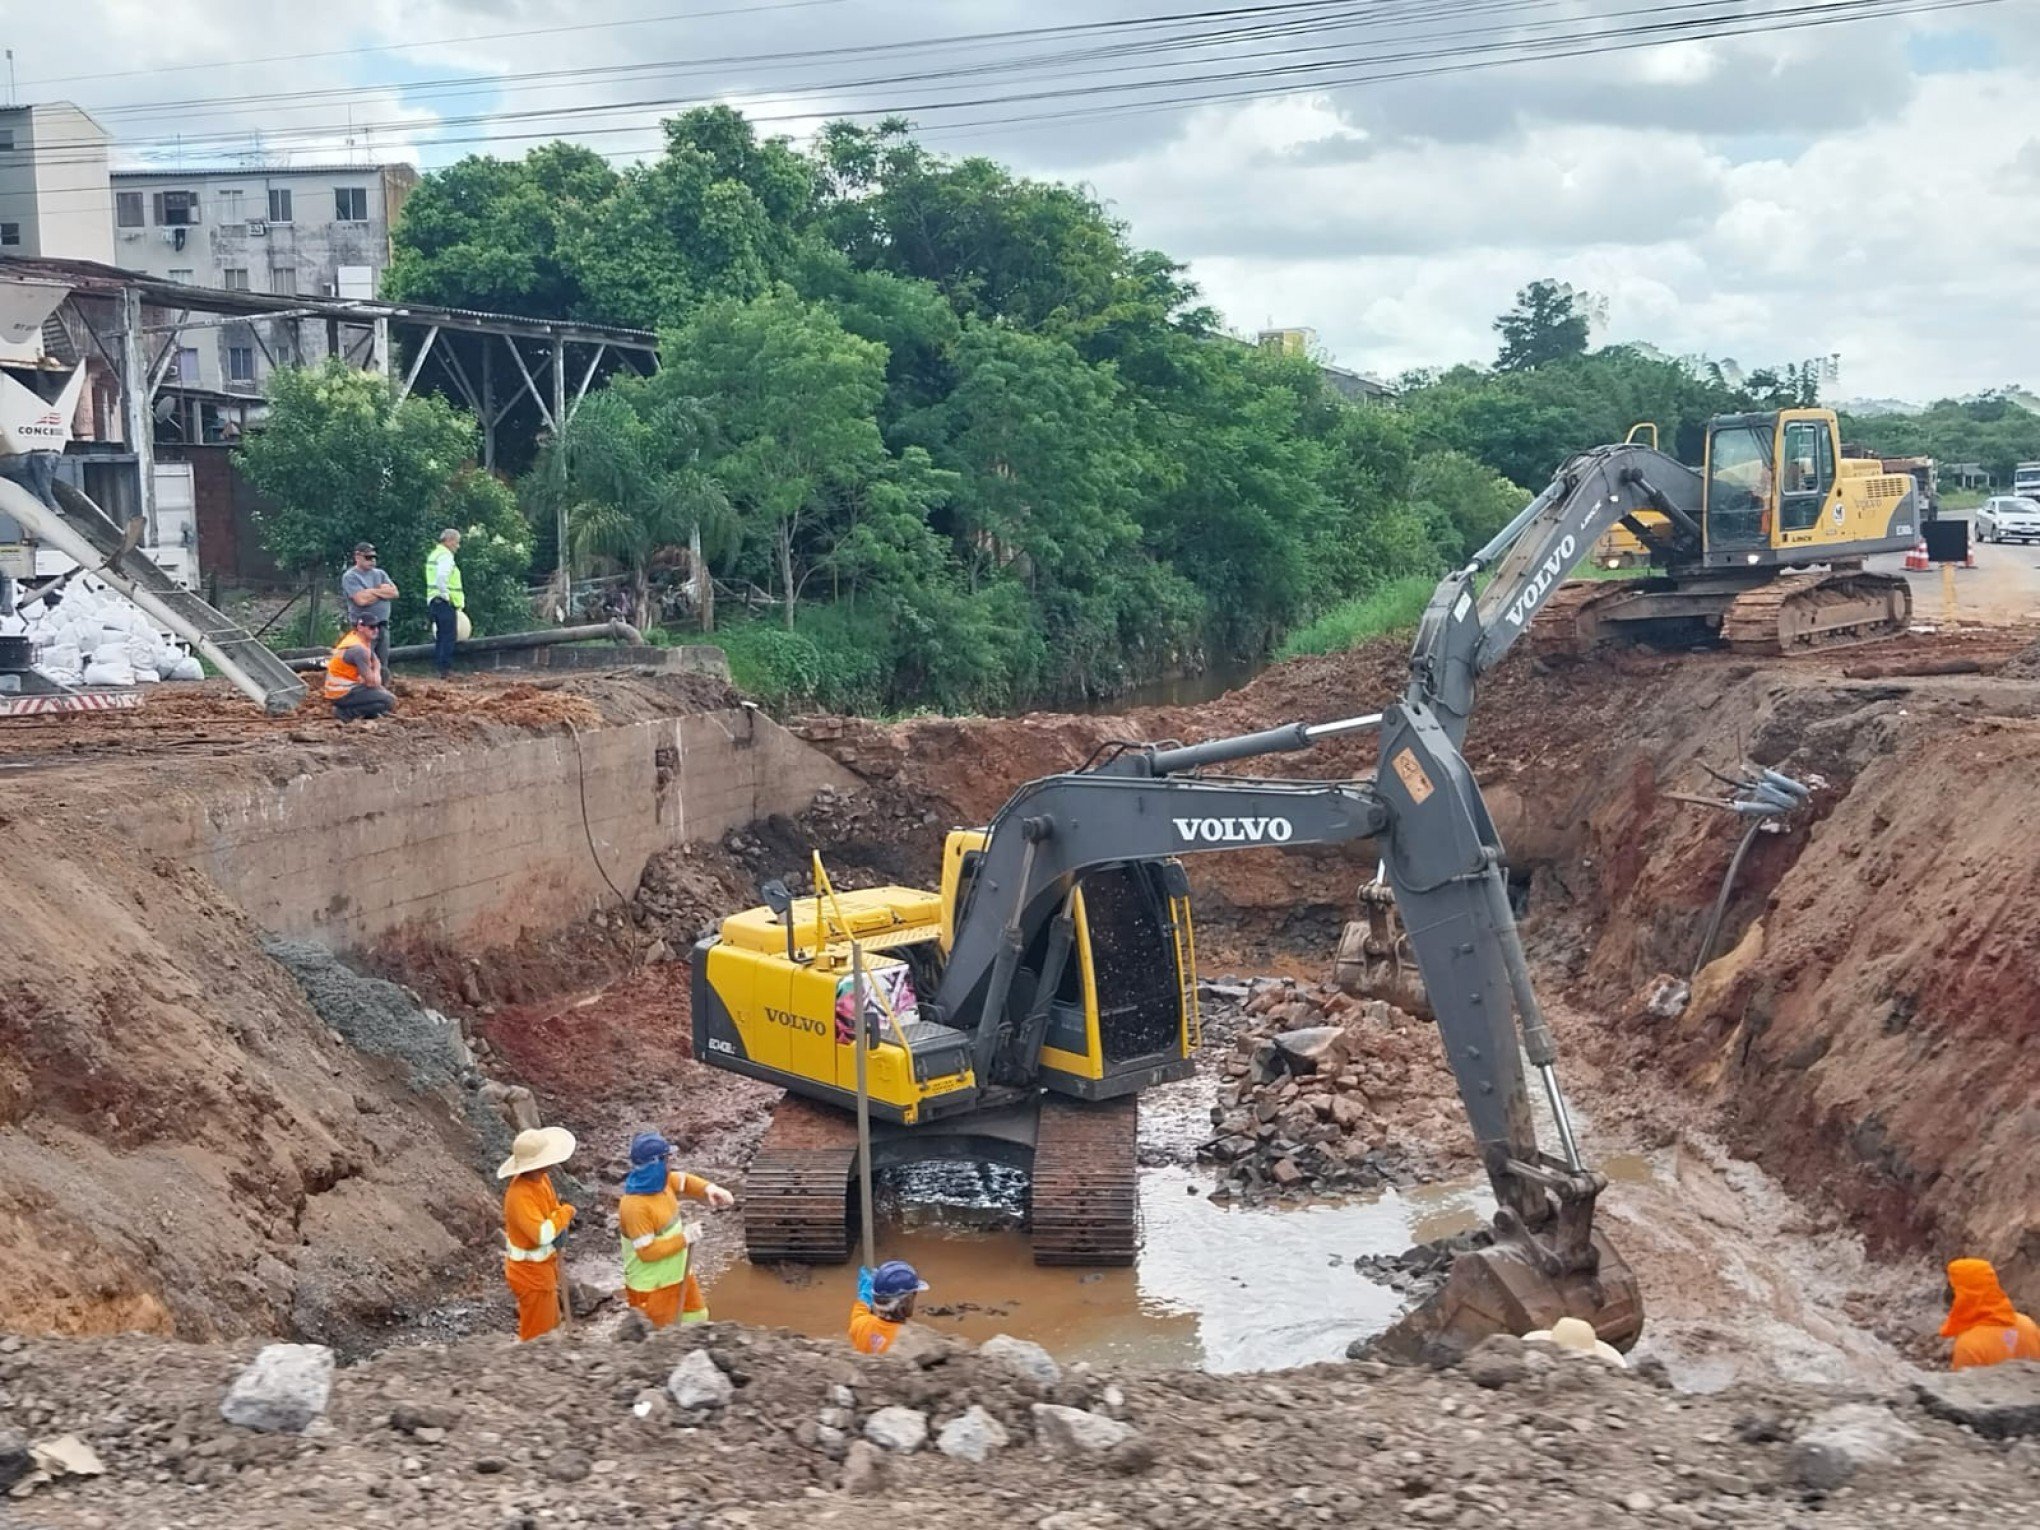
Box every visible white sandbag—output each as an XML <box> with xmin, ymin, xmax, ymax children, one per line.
<box><xmin>73</xmin><ymin>624</ymin><xmax>100</xmax><ymax>656</ymax></box>
<box><xmin>154</xmin><ymin>652</ymin><xmax>182</xmax><ymax>679</ymax></box>
<box><xmin>167</xmin><ymin>655</ymin><xmax>204</xmax><ymax>682</ymax></box>
<box><xmin>39</xmin><ymin>641</ymin><xmax>82</xmax><ymax>675</ymax></box>
<box><xmin>134</xmin><ymin>668</ymin><xmax>161</xmax><ymax>683</ymax></box>
<box><xmin>125</xmin><ymin>635</ymin><xmax>165</xmax><ymax>671</ymax></box>
<box><xmin>82</xmin><ymin>659</ymin><xmax>135</xmax><ymax>687</ymax></box>
<box><xmin>34</xmin><ymin>665</ymin><xmax>83</xmax><ymax>688</ymax></box>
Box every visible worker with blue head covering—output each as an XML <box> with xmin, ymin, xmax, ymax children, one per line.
<box><xmin>616</xmin><ymin>1129</ymin><xmax>734</xmax><ymax>1327</ymax></box>
<box><xmin>849</xmin><ymin>1259</ymin><xmax>930</xmax><ymax>1355</ymax></box>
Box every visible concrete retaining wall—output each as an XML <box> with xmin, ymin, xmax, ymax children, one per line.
<box><xmin>138</xmin><ymin>707</ymin><xmax>855</xmax><ymax>950</ymax></box>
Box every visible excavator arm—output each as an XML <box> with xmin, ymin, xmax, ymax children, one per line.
<box><xmin>933</xmin><ymin>700</ymin><xmax>1642</xmax><ymax>1355</ymax></box>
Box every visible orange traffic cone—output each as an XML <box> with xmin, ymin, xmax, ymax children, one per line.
<box><xmin>1904</xmin><ymin>538</ymin><xmax>1930</xmax><ymax>571</ymax></box>
<box><xmin>1964</xmin><ymin>540</ymin><xmax>1977</xmax><ymax>569</ymax></box>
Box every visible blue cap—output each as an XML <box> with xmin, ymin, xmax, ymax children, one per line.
<box><xmin>628</xmin><ymin>1131</ymin><xmax>672</xmax><ymax>1167</ymax></box>
<box><xmin>872</xmin><ymin>1260</ymin><xmax>928</xmax><ymax>1300</ymax></box>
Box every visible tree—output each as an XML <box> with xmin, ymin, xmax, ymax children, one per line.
<box><xmin>652</xmin><ymin>289</ymin><xmax>894</xmax><ymax>629</ymax></box>
<box><xmin>1495</xmin><ymin>280</ymin><xmax>1592</xmax><ymax>372</ymax></box>
<box><xmin>237</xmin><ymin>362</ymin><xmax>532</xmax><ymax>644</ymax></box>
<box><xmin>381</xmin><ymin>143</ymin><xmax>617</xmax><ymax>319</ymax></box>
<box><xmin>523</xmin><ymin>387</ymin><xmax>734</xmax><ymax>632</ymax></box>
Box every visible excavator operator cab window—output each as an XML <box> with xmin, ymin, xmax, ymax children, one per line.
<box><xmin>1704</xmin><ymin>423</ymin><xmax>1772</xmax><ymax>550</ymax></box>
<box><xmin>1778</xmin><ymin>418</ymin><xmax>1836</xmax><ymax>533</ymax></box>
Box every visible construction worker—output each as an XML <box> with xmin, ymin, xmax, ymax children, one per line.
<box><xmin>425</xmin><ymin>527</ymin><xmax>464</xmax><ymax>679</ymax></box>
<box><xmin>340</xmin><ymin>542</ymin><xmax>398</xmax><ymax>673</ymax></box>
<box><xmin>848</xmin><ymin>1260</ymin><xmax>928</xmax><ymax>1356</ymax></box>
<box><xmin>617</xmin><ymin>1131</ymin><xmax>735</xmax><ymax>1327</ymax></box>
<box><xmin>498</xmin><ymin>1126</ymin><xmax>578</xmax><ymax>1342</ymax></box>
<box><xmin>1940</xmin><ymin>1257</ymin><xmax>2040</xmax><ymax>1370</ymax></box>
<box><xmin>324</xmin><ymin>613</ymin><xmax>395</xmax><ymax>722</ymax></box>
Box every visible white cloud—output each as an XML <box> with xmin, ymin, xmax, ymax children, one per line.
<box><xmin>6</xmin><ymin>1</ymin><xmax>2036</xmax><ymax>399</ymax></box>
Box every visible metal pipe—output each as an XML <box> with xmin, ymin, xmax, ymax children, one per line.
<box><xmin>284</xmin><ymin>619</ymin><xmax>645</xmax><ymax>670</ymax></box>
<box><xmin>1478</xmin><ymin>855</ymin><xmax>1585</xmax><ymax>1173</ymax></box>
<box><xmin>1301</xmin><ymin>711</ymin><xmax>1384</xmax><ymax>741</ymax></box>
<box><xmin>852</xmin><ymin>939</ymin><xmax>876</xmax><ymax>1273</ymax></box>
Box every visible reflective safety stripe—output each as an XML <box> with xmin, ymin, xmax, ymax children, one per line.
<box><xmin>621</xmin><ymin>1212</ymin><xmax>689</xmax><ymax>1292</ymax></box>
<box><xmin>503</xmin><ymin>1240</ymin><xmax>556</xmax><ymax>1263</ymax></box>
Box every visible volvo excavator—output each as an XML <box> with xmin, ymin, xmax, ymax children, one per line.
<box><xmin>687</xmin><ymin>417</ymin><xmax>1880</xmax><ymax>1357</ymax></box>
<box><xmin>1543</xmin><ymin>407</ymin><xmax>1918</xmax><ymax>655</ymax></box>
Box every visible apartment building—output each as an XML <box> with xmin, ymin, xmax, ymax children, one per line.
<box><xmin>107</xmin><ymin>163</ymin><xmax>418</xmax><ymax>393</ymax></box>
<box><xmin>0</xmin><ymin>103</ymin><xmax>115</xmax><ymax>264</ymax></box>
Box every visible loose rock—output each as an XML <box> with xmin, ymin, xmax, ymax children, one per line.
<box><xmin>668</xmin><ymin>1349</ymin><xmax>734</xmax><ymax>1410</ymax></box>
<box><xmin>937</xmin><ymin>1406</ymin><xmax>1010</xmax><ymax>1464</ymax></box>
<box><xmin>1031</xmin><ymin>1404</ymin><xmax>1136</xmax><ymax>1455</ymax></box>
<box><xmin>864</xmin><ymin>1406</ymin><xmax>930</xmax><ymax>1452</ymax></box>
<box><xmin>980</xmin><ymin>1334</ymin><xmax>1061</xmax><ymax>1387</ymax></box>
<box><xmin>1787</xmin><ymin>1403</ymin><xmax>1919</xmax><ymax>1490</ymax></box>
<box><xmin>841</xmin><ymin>1439</ymin><xmax>887</xmax><ymax>1495</ymax></box>
<box><xmin>220</xmin><ymin>1343</ymin><xmax>334</xmax><ymax>1434</ymax></box>
<box><xmin>1913</xmin><ymin>1363</ymin><xmax>2040</xmax><ymax>1439</ymax></box>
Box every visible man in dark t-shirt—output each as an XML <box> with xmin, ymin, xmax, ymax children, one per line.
<box><xmin>340</xmin><ymin>542</ymin><xmax>398</xmax><ymax>672</ymax></box>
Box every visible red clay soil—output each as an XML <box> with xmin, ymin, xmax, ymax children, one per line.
<box><xmin>793</xmin><ymin>622</ymin><xmax>2040</xmax><ymax>1308</ymax></box>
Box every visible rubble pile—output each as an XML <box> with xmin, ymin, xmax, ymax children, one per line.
<box><xmin>1198</xmin><ymin>978</ymin><xmax>1468</xmax><ymax>1200</ymax></box>
<box><xmin>3</xmin><ymin>1317</ymin><xmax>2038</xmax><ymax>1527</ymax></box>
<box><xmin>2</xmin><ymin>576</ymin><xmax>204</xmax><ymax>687</ymax></box>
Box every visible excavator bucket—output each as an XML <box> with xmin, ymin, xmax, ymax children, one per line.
<box><xmin>1332</xmin><ymin>881</ymin><xmax>1432</xmax><ymax>1020</ymax></box>
<box><xmin>1368</xmin><ymin>1228</ymin><xmax>1644</xmax><ymax>1365</ymax></box>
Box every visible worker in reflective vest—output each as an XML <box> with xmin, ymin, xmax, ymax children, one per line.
<box><xmin>323</xmin><ymin>614</ymin><xmax>395</xmax><ymax>721</ymax></box>
<box><xmin>424</xmin><ymin>528</ymin><xmax>465</xmax><ymax>679</ymax></box>
<box><xmin>617</xmin><ymin>1130</ymin><xmax>734</xmax><ymax>1326</ymax></box>
<box><xmin>498</xmin><ymin>1127</ymin><xmax>578</xmax><ymax>1341</ymax></box>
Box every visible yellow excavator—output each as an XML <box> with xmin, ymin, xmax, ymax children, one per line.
<box><xmin>686</xmin><ymin>414</ymin><xmax>1905</xmax><ymax>1358</ymax></box>
<box><xmin>1558</xmin><ymin>408</ymin><xmax>1917</xmax><ymax>654</ymax></box>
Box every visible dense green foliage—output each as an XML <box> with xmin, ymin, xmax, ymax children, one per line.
<box><xmin>237</xmin><ymin>363</ymin><xmax>532</xmax><ymax>645</ymax></box>
<box><xmin>377</xmin><ymin>108</ymin><xmax>2012</xmax><ymax>708</ymax></box>
<box><xmin>1837</xmin><ymin>394</ymin><xmax>2040</xmax><ymax>486</ymax></box>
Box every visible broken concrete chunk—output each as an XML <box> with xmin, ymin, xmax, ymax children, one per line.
<box><xmin>667</xmin><ymin>1349</ymin><xmax>734</xmax><ymax>1410</ymax></box>
<box><xmin>863</xmin><ymin>1405</ymin><xmax>929</xmax><ymax>1452</ymax></box>
<box><xmin>1460</xmin><ymin>1334</ymin><xmax>1530</xmax><ymax>1390</ymax></box>
<box><xmin>981</xmin><ymin>1334</ymin><xmax>1061</xmax><ymax>1387</ymax></box>
<box><xmin>841</xmin><ymin>1439</ymin><xmax>888</xmax><ymax>1495</ymax></box>
<box><xmin>1787</xmin><ymin>1403</ymin><xmax>1920</xmax><ymax>1490</ymax></box>
<box><xmin>221</xmin><ymin>1343</ymin><xmax>334</xmax><ymax>1434</ymax></box>
<box><xmin>936</xmin><ymin>1405</ymin><xmax>1011</xmax><ymax>1463</ymax></box>
<box><xmin>1031</xmin><ymin>1403</ymin><xmax>1136</xmax><ymax>1455</ymax></box>
<box><xmin>1273</xmin><ymin>1026</ymin><xmax>1349</xmax><ymax>1074</ymax></box>
<box><xmin>1913</xmin><ymin>1363</ymin><xmax>2040</xmax><ymax>1439</ymax></box>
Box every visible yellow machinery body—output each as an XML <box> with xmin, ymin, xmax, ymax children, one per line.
<box><xmin>691</xmin><ymin>831</ymin><xmax>1201</xmax><ymax>1126</ymax></box>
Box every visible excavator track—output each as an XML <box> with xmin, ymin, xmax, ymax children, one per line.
<box><xmin>743</xmin><ymin>1093</ymin><xmax>858</xmax><ymax>1263</ymax></box>
<box><xmin>1719</xmin><ymin>569</ymin><xmax>1912</xmax><ymax>655</ymax></box>
<box><xmin>1029</xmin><ymin>1096</ymin><xmax>1139</xmax><ymax>1266</ymax></box>
<box><xmin>1525</xmin><ymin>580</ymin><xmax>1626</xmax><ymax>661</ymax></box>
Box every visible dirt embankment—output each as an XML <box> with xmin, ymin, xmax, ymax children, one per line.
<box><xmin>0</xmin><ymin>813</ymin><xmax>496</xmax><ymax>1344</ymax></box>
<box><xmin>794</xmin><ymin>626</ymin><xmax>2040</xmax><ymax>1308</ymax></box>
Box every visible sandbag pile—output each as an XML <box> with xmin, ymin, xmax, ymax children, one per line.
<box><xmin>3</xmin><ymin>577</ymin><xmax>204</xmax><ymax>688</ymax></box>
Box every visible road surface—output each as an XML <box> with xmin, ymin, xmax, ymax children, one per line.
<box><xmin>1867</xmin><ymin>518</ymin><xmax>2040</xmax><ymax>626</ymax></box>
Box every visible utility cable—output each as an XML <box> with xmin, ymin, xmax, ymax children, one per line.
<box><xmin>566</xmin><ymin>719</ymin><xmax>633</xmax><ymax>905</ymax></box>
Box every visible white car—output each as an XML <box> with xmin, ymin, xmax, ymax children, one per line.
<box><xmin>1975</xmin><ymin>496</ymin><xmax>2040</xmax><ymax>544</ymax></box>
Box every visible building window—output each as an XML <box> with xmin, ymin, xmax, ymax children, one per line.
<box><xmin>227</xmin><ymin>346</ymin><xmax>255</xmax><ymax>383</ymax></box>
<box><xmin>0</xmin><ymin>130</ymin><xmax>13</xmax><ymax>152</ymax></box>
<box><xmin>270</xmin><ymin>266</ymin><xmax>297</xmax><ymax>295</ymax></box>
<box><xmin>218</xmin><ymin>189</ymin><xmax>244</xmax><ymax>226</ymax></box>
<box><xmin>334</xmin><ymin>187</ymin><xmax>369</xmax><ymax>222</ymax></box>
<box><xmin>221</xmin><ymin>268</ymin><xmax>249</xmax><ymax>291</ymax></box>
<box><xmin>175</xmin><ymin>348</ymin><xmax>199</xmax><ymax>383</ymax></box>
<box><xmin>267</xmin><ymin>187</ymin><xmax>293</xmax><ymax>223</ymax></box>
<box><xmin>152</xmin><ymin>190</ymin><xmax>200</xmax><ymax>226</ymax></box>
<box><xmin>116</xmin><ymin>191</ymin><xmax>145</xmax><ymax>228</ymax></box>
<box><xmin>167</xmin><ymin>268</ymin><xmax>193</xmax><ymax>284</ymax></box>
<box><xmin>0</xmin><ymin>223</ymin><xmax>19</xmax><ymax>248</ymax></box>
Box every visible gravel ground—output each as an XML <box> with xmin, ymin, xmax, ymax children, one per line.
<box><xmin>2</xmin><ymin>1325</ymin><xmax>2037</xmax><ymax>1529</ymax></box>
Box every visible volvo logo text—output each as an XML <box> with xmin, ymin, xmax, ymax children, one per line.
<box><xmin>1173</xmin><ymin>816</ymin><xmax>1294</xmax><ymax>845</ymax></box>
<box><xmin>1503</xmin><ymin>533</ymin><xmax>1577</xmax><ymax>628</ymax></box>
<box><xmin>763</xmin><ymin>1007</ymin><xmax>829</xmax><ymax>1036</ymax></box>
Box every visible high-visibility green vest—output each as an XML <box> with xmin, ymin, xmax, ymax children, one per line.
<box><xmin>425</xmin><ymin>543</ymin><xmax>465</xmax><ymax>610</ymax></box>
<box><xmin>621</xmin><ymin>1212</ymin><xmax>690</xmax><ymax>1293</ymax></box>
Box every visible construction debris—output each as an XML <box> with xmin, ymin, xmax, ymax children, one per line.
<box><xmin>220</xmin><ymin>1343</ymin><xmax>334</xmax><ymax>1434</ymax></box>
<box><xmin>1197</xmin><ymin>978</ymin><xmax>1469</xmax><ymax>1200</ymax></box>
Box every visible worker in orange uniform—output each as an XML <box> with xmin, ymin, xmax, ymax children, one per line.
<box><xmin>498</xmin><ymin>1126</ymin><xmax>578</xmax><ymax>1341</ymax></box>
<box><xmin>617</xmin><ymin>1131</ymin><xmax>734</xmax><ymax>1327</ymax></box>
<box><xmin>324</xmin><ymin>613</ymin><xmax>395</xmax><ymax>722</ymax></box>
<box><xmin>1941</xmin><ymin>1256</ymin><xmax>2040</xmax><ymax>1369</ymax></box>
<box><xmin>849</xmin><ymin>1260</ymin><xmax>928</xmax><ymax>1356</ymax></box>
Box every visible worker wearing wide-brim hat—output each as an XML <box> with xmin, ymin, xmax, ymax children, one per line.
<box><xmin>498</xmin><ymin>1126</ymin><xmax>577</xmax><ymax>1341</ymax></box>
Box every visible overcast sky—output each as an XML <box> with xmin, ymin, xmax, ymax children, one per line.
<box><xmin>12</xmin><ymin>1</ymin><xmax>2038</xmax><ymax>400</ymax></box>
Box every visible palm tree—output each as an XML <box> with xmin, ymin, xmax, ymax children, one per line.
<box><xmin>528</xmin><ymin>389</ymin><xmax>733</xmax><ymax>632</ymax></box>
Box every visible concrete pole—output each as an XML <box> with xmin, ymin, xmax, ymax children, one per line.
<box><xmin>119</xmin><ymin>287</ymin><xmax>157</xmax><ymax>539</ymax></box>
<box><xmin>372</xmin><ymin>317</ymin><xmax>392</xmax><ymax>382</ymax></box>
<box><xmin>552</xmin><ymin>336</ymin><xmax>569</xmax><ymax>601</ymax></box>
<box><xmin>481</xmin><ymin>339</ymin><xmax>495</xmax><ymax>471</ymax></box>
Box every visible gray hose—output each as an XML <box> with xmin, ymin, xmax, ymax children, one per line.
<box><xmin>1690</xmin><ymin>818</ymin><xmax>1765</xmax><ymax>981</ymax></box>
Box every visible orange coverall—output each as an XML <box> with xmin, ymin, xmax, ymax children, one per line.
<box><xmin>502</xmin><ymin>1171</ymin><xmax>575</xmax><ymax>1341</ymax></box>
<box><xmin>618</xmin><ymin>1170</ymin><xmax>713</xmax><ymax>1326</ymax></box>
<box><xmin>848</xmin><ymin>1301</ymin><xmax>907</xmax><ymax>1356</ymax></box>
<box><xmin>1942</xmin><ymin>1258</ymin><xmax>2040</xmax><ymax>1370</ymax></box>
